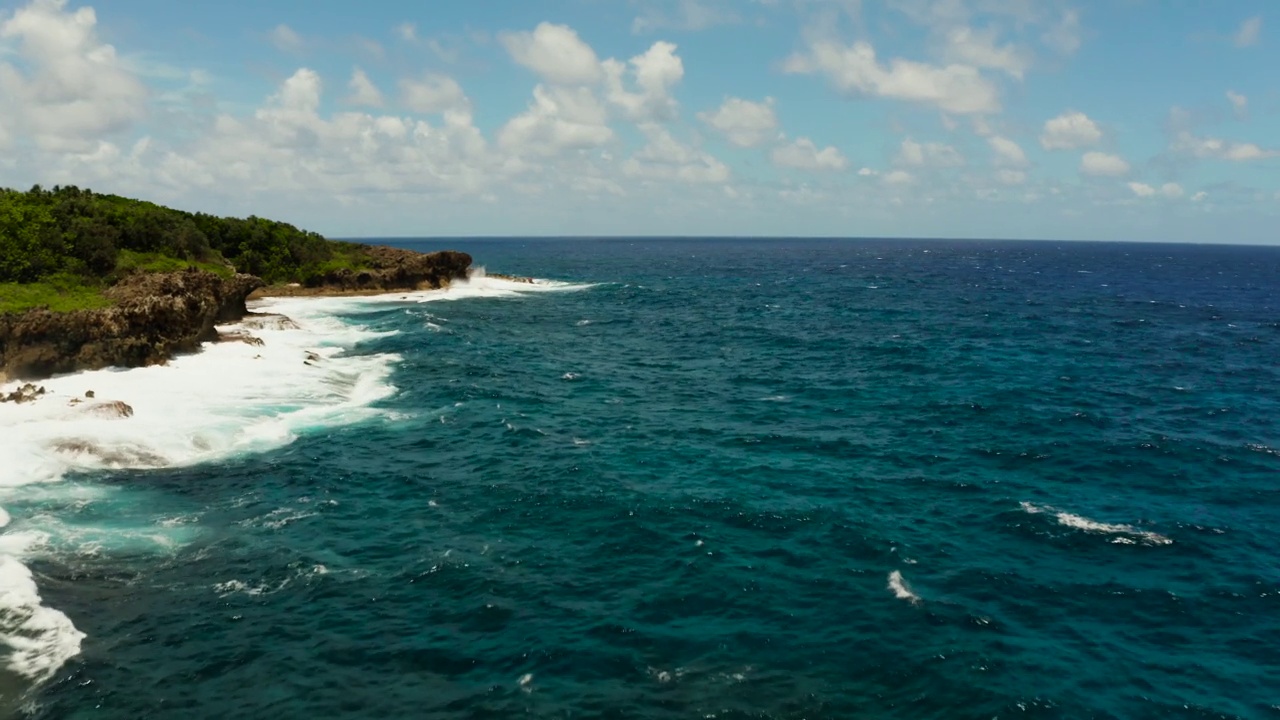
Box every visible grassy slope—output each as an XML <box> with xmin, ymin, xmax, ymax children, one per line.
<box><xmin>0</xmin><ymin>275</ymin><xmax>113</xmax><ymax>314</ymax></box>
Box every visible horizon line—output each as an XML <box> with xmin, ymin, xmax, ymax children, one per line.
<box><xmin>334</xmin><ymin>235</ymin><xmax>1280</xmax><ymax>248</ymax></box>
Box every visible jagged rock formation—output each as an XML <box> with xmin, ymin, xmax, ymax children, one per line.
<box><xmin>255</xmin><ymin>248</ymin><xmax>473</xmax><ymax>296</ymax></box>
<box><xmin>0</xmin><ymin>269</ymin><xmax>262</xmax><ymax>381</ymax></box>
<box><xmin>0</xmin><ymin>247</ymin><xmax>473</xmax><ymax>382</ymax></box>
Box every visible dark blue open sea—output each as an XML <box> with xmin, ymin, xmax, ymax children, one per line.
<box><xmin>1</xmin><ymin>239</ymin><xmax>1278</xmax><ymax>719</ymax></box>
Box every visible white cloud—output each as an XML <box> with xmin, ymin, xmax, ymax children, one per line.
<box><xmin>395</xmin><ymin>22</ymin><xmax>417</xmax><ymax>42</ymax></box>
<box><xmin>1234</xmin><ymin>16</ymin><xmax>1262</xmax><ymax>47</ymax></box>
<box><xmin>1226</xmin><ymin>90</ymin><xmax>1248</xmax><ymax>117</ymax></box>
<box><xmin>697</xmin><ymin>96</ymin><xmax>777</xmax><ymax>147</ymax></box>
<box><xmin>399</xmin><ymin>73</ymin><xmax>468</xmax><ymax>115</ymax></box>
<box><xmin>771</xmin><ymin>136</ymin><xmax>848</xmax><ymax>171</ymax></box>
<box><xmin>0</xmin><ymin>0</ymin><xmax>148</xmax><ymax>151</ymax></box>
<box><xmin>1127</xmin><ymin>182</ymin><xmax>1155</xmax><ymax>197</ymax></box>
<box><xmin>500</xmin><ymin>23</ymin><xmax>604</xmax><ymax>86</ymax></box>
<box><xmin>498</xmin><ymin>84</ymin><xmax>612</xmax><ymax>157</ymax></box>
<box><xmin>1191</xmin><ymin>191</ymin><xmax>1208</xmax><ymax>202</ymax></box>
<box><xmin>857</xmin><ymin>167</ymin><xmax>877</xmax><ymax>176</ymax></box>
<box><xmin>1127</xmin><ymin>182</ymin><xmax>1182</xmax><ymax>199</ymax></box>
<box><xmin>988</xmin><ymin>135</ymin><xmax>1028</xmax><ymax>167</ymax></box>
<box><xmin>943</xmin><ymin>26</ymin><xmax>1029</xmax><ymax>78</ymax></box>
<box><xmin>783</xmin><ymin>39</ymin><xmax>1000</xmax><ymax>115</ymax></box>
<box><xmin>270</xmin><ymin>24</ymin><xmax>302</xmax><ymax>52</ymax></box>
<box><xmin>623</xmin><ymin>124</ymin><xmax>729</xmax><ymax>183</ymax></box>
<box><xmin>995</xmin><ymin>169</ymin><xmax>1026</xmax><ymax>185</ymax></box>
<box><xmin>1040</xmin><ymin>111</ymin><xmax>1101</xmax><ymax>150</ymax></box>
<box><xmin>897</xmin><ymin>138</ymin><xmax>964</xmax><ymax>167</ymax></box>
<box><xmin>346</xmin><ymin>68</ymin><xmax>383</xmax><ymax>107</ymax></box>
<box><xmin>632</xmin><ymin>0</ymin><xmax>740</xmax><ymax>33</ymax></box>
<box><xmin>1172</xmin><ymin>130</ymin><xmax>1279</xmax><ymax>161</ymax></box>
<box><xmin>123</xmin><ymin>67</ymin><xmax>496</xmax><ymax>203</ymax></box>
<box><xmin>1080</xmin><ymin>151</ymin><xmax>1129</xmax><ymax>176</ymax></box>
<box><xmin>603</xmin><ymin>40</ymin><xmax>684</xmax><ymax>122</ymax></box>
<box><xmin>1042</xmin><ymin>9</ymin><xmax>1081</xmax><ymax>55</ymax></box>
<box><xmin>883</xmin><ymin>169</ymin><xmax>913</xmax><ymax>185</ymax></box>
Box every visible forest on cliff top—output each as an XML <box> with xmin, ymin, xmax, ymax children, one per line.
<box><xmin>0</xmin><ymin>185</ymin><xmax>374</xmax><ymax>311</ymax></box>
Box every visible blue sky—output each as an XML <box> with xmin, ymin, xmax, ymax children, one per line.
<box><xmin>0</xmin><ymin>0</ymin><xmax>1277</xmax><ymax>241</ymax></box>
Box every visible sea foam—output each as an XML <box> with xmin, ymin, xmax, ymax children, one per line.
<box><xmin>1020</xmin><ymin>502</ymin><xmax>1172</xmax><ymax>546</ymax></box>
<box><xmin>888</xmin><ymin>570</ymin><xmax>921</xmax><ymax>606</ymax></box>
<box><xmin>0</xmin><ymin>272</ymin><xmax>579</xmax><ymax>692</ymax></box>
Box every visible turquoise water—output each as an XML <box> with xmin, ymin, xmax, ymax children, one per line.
<box><xmin>5</xmin><ymin>239</ymin><xmax>1280</xmax><ymax>718</ymax></box>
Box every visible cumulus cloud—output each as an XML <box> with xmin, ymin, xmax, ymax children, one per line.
<box><xmin>896</xmin><ymin>138</ymin><xmax>964</xmax><ymax>167</ymax></box>
<box><xmin>943</xmin><ymin>26</ymin><xmax>1030</xmax><ymax>78</ymax></box>
<box><xmin>603</xmin><ymin>40</ymin><xmax>684</xmax><ymax>122</ymax></box>
<box><xmin>1127</xmin><ymin>182</ymin><xmax>1155</xmax><ymax>197</ymax></box>
<box><xmin>395</xmin><ymin>22</ymin><xmax>417</xmax><ymax>42</ymax></box>
<box><xmin>1126</xmin><ymin>182</ymin><xmax>1182</xmax><ymax>199</ymax></box>
<box><xmin>1234</xmin><ymin>16</ymin><xmax>1261</xmax><ymax>47</ymax></box>
<box><xmin>771</xmin><ymin>136</ymin><xmax>848</xmax><ymax>171</ymax></box>
<box><xmin>697</xmin><ymin>96</ymin><xmax>777</xmax><ymax>147</ymax></box>
<box><xmin>270</xmin><ymin>24</ymin><xmax>303</xmax><ymax>52</ymax></box>
<box><xmin>0</xmin><ymin>0</ymin><xmax>148</xmax><ymax>151</ymax></box>
<box><xmin>882</xmin><ymin>169</ymin><xmax>913</xmax><ymax>185</ymax></box>
<box><xmin>623</xmin><ymin>124</ymin><xmax>729</xmax><ymax>183</ymax></box>
<box><xmin>1172</xmin><ymin>130</ymin><xmax>1279</xmax><ymax>161</ymax></box>
<box><xmin>399</xmin><ymin>73</ymin><xmax>468</xmax><ymax>115</ymax></box>
<box><xmin>346</xmin><ymin>68</ymin><xmax>384</xmax><ymax>107</ymax></box>
<box><xmin>1040</xmin><ymin>111</ymin><xmax>1101</xmax><ymax>150</ymax></box>
<box><xmin>1080</xmin><ymin>151</ymin><xmax>1129</xmax><ymax>176</ymax></box>
<box><xmin>631</xmin><ymin>0</ymin><xmax>740</xmax><ymax>34</ymax></box>
<box><xmin>783</xmin><ymin>39</ymin><xmax>1000</xmax><ymax>115</ymax></box>
<box><xmin>995</xmin><ymin>169</ymin><xmax>1026</xmax><ymax>185</ymax></box>
<box><xmin>500</xmin><ymin>23</ymin><xmax>604</xmax><ymax>86</ymax></box>
<box><xmin>1191</xmin><ymin>191</ymin><xmax>1208</xmax><ymax>202</ymax></box>
<box><xmin>1042</xmin><ymin>9</ymin><xmax>1081</xmax><ymax>56</ymax></box>
<box><xmin>1226</xmin><ymin>90</ymin><xmax>1248</xmax><ymax>117</ymax></box>
<box><xmin>498</xmin><ymin>84</ymin><xmax>613</xmax><ymax>156</ymax></box>
<box><xmin>132</xmin><ymin>67</ymin><xmax>495</xmax><ymax>202</ymax></box>
<box><xmin>988</xmin><ymin>136</ymin><xmax>1028</xmax><ymax>167</ymax></box>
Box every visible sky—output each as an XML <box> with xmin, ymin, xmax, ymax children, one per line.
<box><xmin>0</xmin><ymin>0</ymin><xmax>1277</xmax><ymax>242</ymax></box>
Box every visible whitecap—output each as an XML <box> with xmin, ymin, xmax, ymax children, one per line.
<box><xmin>888</xmin><ymin>570</ymin><xmax>921</xmax><ymax>606</ymax></box>
<box><xmin>1020</xmin><ymin>502</ymin><xmax>1172</xmax><ymax>545</ymax></box>
<box><xmin>0</xmin><ymin>555</ymin><xmax>84</xmax><ymax>683</ymax></box>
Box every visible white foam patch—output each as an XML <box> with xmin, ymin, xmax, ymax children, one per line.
<box><xmin>888</xmin><ymin>570</ymin><xmax>921</xmax><ymax>606</ymax></box>
<box><xmin>0</xmin><ymin>556</ymin><xmax>84</xmax><ymax>682</ymax></box>
<box><xmin>0</xmin><ymin>272</ymin><xmax>590</xmax><ymax>688</ymax></box>
<box><xmin>1020</xmin><ymin>502</ymin><xmax>1172</xmax><ymax>546</ymax></box>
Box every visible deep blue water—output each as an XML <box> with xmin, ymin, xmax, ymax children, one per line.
<box><xmin>12</xmin><ymin>239</ymin><xmax>1280</xmax><ymax>718</ymax></box>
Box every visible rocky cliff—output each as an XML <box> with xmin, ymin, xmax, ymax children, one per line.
<box><xmin>255</xmin><ymin>247</ymin><xmax>474</xmax><ymax>297</ymax></box>
<box><xmin>0</xmin><ymin>269</ymin><xmax>263</xmax><ymax>381</ymax></box>
<box><xmin>0</xmin><ymin>248</ymin><xmax>472</xmax><ymax>382</ymax></box>
<box><xmin>0</xmin><ymin>245</ymin><xmax>476</xmax><ymax>381</ymax></box>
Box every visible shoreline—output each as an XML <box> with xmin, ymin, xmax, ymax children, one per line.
<box><xmin>246</xmin><ymin>272</ymin><xmax>533</xmax><ymax>300</ymax></box>
<box><xmin>247</xmin><ymin>283</ymin><xmax>446</xmax><ymax>300</ymax></box>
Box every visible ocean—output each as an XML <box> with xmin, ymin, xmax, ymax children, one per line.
<box><xmin>1</xmin><ymin>238</ymin><xmax>1277</xmax><ymax>719</ymax></box>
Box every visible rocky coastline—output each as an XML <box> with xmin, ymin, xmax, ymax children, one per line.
<box><xmin>0</xmin><ymin>247</ymin><xmax>471</xmax><ymax>383</ymax></box>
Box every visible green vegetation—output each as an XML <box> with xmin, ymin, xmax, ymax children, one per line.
<box><xmin>0</xmin><ymin>274</ymin><xmax>112</xmax><ymax>314</ymax></box>
<box><xmin>0</xmin><ymin>185</ymin><xmax>375</xmax><ymax>306</ymax></box>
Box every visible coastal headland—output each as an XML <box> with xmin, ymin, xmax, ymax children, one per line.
<box><xmin>0</xmin><ymin>186</ymin><xmax>471</xmax><ymax>382</ymax></box>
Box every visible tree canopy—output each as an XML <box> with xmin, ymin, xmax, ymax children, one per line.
<box><xmin>0</xmin><ymin>185</ymin><xmax>371</xmax><ymax>285</ymax></box>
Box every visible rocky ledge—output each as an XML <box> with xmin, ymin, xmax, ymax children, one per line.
<box><xmin>0</xmin><ymin>248</ymin><xmax>472</xmax><ymax>382</ymax></box>
<box><xmin>0</xmin><ymin>269</ymin><xmax>263</xmax><ymax>381</ymax></box>
<box><xmin>251</xmin><ymin>247</ymin><xmax>474</xmax><ymax>297</ymax></box>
